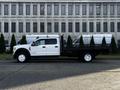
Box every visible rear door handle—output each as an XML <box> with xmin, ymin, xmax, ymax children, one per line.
<box><xmin>55</xmin><ymin>46</ymin><xmax>58</xmax><ymax>48</ymax></box>
<box><xmin>42</xmin><ymin>46</ymin><xmax>46</xmax><ymax>48</ymax></box>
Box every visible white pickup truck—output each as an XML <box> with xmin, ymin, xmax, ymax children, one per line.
<box><xmin>13</xmin><ymin>34</ymin><xmax>112</xmax><ymax>63</ymax></box>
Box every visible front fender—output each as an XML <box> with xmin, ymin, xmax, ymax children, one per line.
<box><xmin>13</xmin><ymin>48</ymin><xmax>30</xmax><ymax>59</ymax></box>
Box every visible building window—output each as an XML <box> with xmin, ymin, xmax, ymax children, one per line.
<box><xmin>4</xmin><ymin>4</ymin><xmax>9</xmax><ymax>15</ymax></box>
<box><xmin>89</xmin><ymin>22</ymin><xmax>94</xmax><ymax>32</ymax></box>
<box><xmin>61</xmin><ymin>22</ymin><xmax>66</xmax><ymax>32</ymax></box>
<box><xmin>19</xmin><ymin>22</ymin><xmax>23</xmax><ymax>33</ymax></box>
<box><xmin>4</xmin><ymin>22</ymin><xmax>8</xmax><ymax>33</ymax></box>
<box><xmin>40</xmin><ymin>22</ymin><xmax>44</xmax><ymax>32</ymax></box>
<box><xmin>26</xmin><ymin>22</ymin><xmax>30</xmax><ymax>32</ymax></box>
<box><xmin>89</xmin><ymin>4</ymin><xmax>94</xmax><ymax>15</ymax></box>
<box><xmin>75</xmin><ymin>22</ymin><xmax>80</xmax><ymax>32</ymax></box>
<box><xmin>96</xmin><ymin>4</ymin><xmax>101</xmax><ymax>15</ymax></box>
<box><xmin>11</xmin><ymin>22</ymin><xmax>16</xmax><ymax>32</ymax></box>
<box><xmin>40</xmin><ymin>4</ymin><xmax>45</xmax><ymax>15</ymax></box>
<box><xmin>11</xmin><ymin>4</ymin><xmax>16</xmax><ymax>15</ymax></box>
<box><xmin>47</xmin><ymin>22</ymin><xmax>52</xmax><ymax>33</ymax></box>
<box><xmin>54</xmin><ymin>22</ymin><xmax>59</xmax><ymax>32</ymax></box>
<box><xmin>96</xmin><ymin>22</ymin><xmax>100</xmax><ymax>32</ymax></box>
<box><xmin>117</xmin><ymin>4</ymin><xmax>120</xmax><ymax>15</ymax></box>
<box><xmin>54</xmin><ymin>4</ymin><xmax>59</xmax><ymax>15</ymax></box>
<box><xmin>117</xmin><ymin>22</ymin><xmax>120</xmax><ymax>32</ymax></box>
<box><xmin>82</xmin><ymin>22</ymin><xmax>87</xmax><ymax>32</ymax></box>
<box><xmin>33</xmin><ymin>4</ymin><xmax>37</xmax><ymax>15</ymax></box>
<box><xmin>103</xmin><ymin>4</ymin><xmax>108</xmax><ymax>15</ymax></box>
<box><xmin>47</xmin><ymin>4</ymin><xmax>52</xmax><ymax>15</ymax></box>
<box><xmin>110</xmin><ymin>22</ymin><xmax>114</xmax><ymax>32</ymax></box>
<box><xmin>26</xmin><ymin>4</ymin><xmax>30</xmax><ymax>15</ymax></box>
<box><xmin>68</xmin><ymin>4</ymin><xmax>73</xmax><ymax>15</ymax></box>
<box><xmin>103</xmin><ymin>22</ymin><xmax>108</xmax><ymax>32</ymax></box>
<box><xmin>33</xmin><ymin>22</ymin><xmax>37</xmax><ymax>33</ymax></box>
<box><xmin>110</xmin><ymin>4</ymin><xmax>115</xmax><ymax>15</ymax></box>
<box><xmin>0</xmin><ymin>4</ymin><xmax>1</xmax><ymax>15</ymax></box>
<box><xmin>68</xmin><ymin>22</ymin><xmax>73</xmax><ymax>32</ymax></box>
<box><xmin>18</xmin><ymin>3</ymin><xmax>23</xmax><ymax>15</ymax></box>
<box><xmin>82</xmin><ymin>4</ymin><xmax>87</xmax><ymax>15</ymax></box>
<box><xmin>61</xmin><ymin>5</ymin><xmax>66</xmax><ymax>15</ymax></box>
<box><xmin>75</xmin><ymin>4</ymin><xmax>80</xmax><ymax>15</ymax></box>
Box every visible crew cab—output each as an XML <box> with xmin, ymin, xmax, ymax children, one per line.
<box><xmin>13</xmin><ymin>34</ymin><xmax>112</xmax><ymax>63</ymax></box>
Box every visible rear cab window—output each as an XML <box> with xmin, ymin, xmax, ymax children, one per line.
<box><xmin>45</xmin><ymin>39</ymin><xmax>57</xmax><ymax>45</ymax></box>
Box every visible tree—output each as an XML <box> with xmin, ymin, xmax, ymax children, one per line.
<box><xmin>10</xmin><ymin>34</ymin><xmax>16</xmax><ymax>53</ymax></box>
<box><xmin>0</xmin><ymin>34</ymin><xmax>5</xmax><ymax>53</ymax></box>
<box><xmin>79</xmin><ymin>35</ymin><xmax>84</xmax><ymax>48</ymax></box>
<box><xmin>101</xmin><ymin>37</ymin><xmax>106</xmax><ymax>47</ymax></box>
<box><xmin>110</xmin><ymin>36</ymin><xmax>117</xmax><ymax>53</ymax></box>
<box><xmin>60</xmin><ymin>35</ymin><xmax>64</xmax><ymax>52</ymax></box>
<box><xmin>19</xmin><ymin>35</ymin><xmax>27</xmax><ymax>44</ymax></box>
<box><xmin>90</xmin><ymin>36</ymin><xmax>95</xmax><ymax>48</ymax></box>
<box><xmin>60</xmin><ymin>35</ymin><xmax>66</xmax><ymax>55</ymax></box>
<box><xmin>66</xmin><ymin>35</ymin><xmax>73</xmax><ymax>48</ymax></box>
<box><xmin>0</xmin><ymin>35</ymin><xmax>2</xmax><ymax>53</ymax></box>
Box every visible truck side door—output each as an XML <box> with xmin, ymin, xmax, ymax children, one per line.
<box><xmin>30</xmin><ymin>39</ymin><xmax>46</xmax><ymax>56</ymax></box>
<box><xmin>45</xmin><ymin>38</ymin><xmax>60</xmax><ymax>56</ymax></box>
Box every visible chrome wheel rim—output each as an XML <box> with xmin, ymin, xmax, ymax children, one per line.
<box><xmin>18</xmin><ymin>54</ymin><xmax>26</xmax><ymax>62</ymax></box>
<box><xmin>84</xmin><ymin>54</ymin><xmax>92</xmax><ymax>62</ymax></box>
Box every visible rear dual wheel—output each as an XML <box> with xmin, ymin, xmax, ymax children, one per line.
<box><xmin>80</xmin><ymin>52</ymin><xmax>95</xmax><ymax>62</ymax></box>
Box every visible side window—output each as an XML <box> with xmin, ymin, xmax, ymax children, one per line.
<box><xmin>33</xmin><ymin>39</ymin><xmax>57</xmax><ymax>46</ymax></box>
<box><xmin>45</xmin><ymin>39</ymin><xmax>57</xmax><ymax>45</ymax></box>
<box><xmin>34</xmin><ymin>39</ymin><xmax>45</xmax><ymax>46</ymax></box>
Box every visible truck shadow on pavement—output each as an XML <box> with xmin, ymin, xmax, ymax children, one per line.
<box><xmin>0</xmin><ymin>58</ymin><xmax>120</xmax><ymax>89</ymax></box>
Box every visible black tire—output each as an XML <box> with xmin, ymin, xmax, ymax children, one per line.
<box><xmin>81</xmin><ymin>52</ymin><xmax>94</xmax><ymax>63</ymax></box>
<box><xmin>16</xmin><ymin>52</ymin><xmax>29</xmax><ymax>63</ymax></box>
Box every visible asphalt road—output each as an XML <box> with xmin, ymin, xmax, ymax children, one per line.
<box><xmin>0</xmin><ymin>59</ymin><xmax>120</xmax><ymax>90</ymax></box>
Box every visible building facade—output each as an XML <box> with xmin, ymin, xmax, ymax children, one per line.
<box><xmin>0</xmin><ymin>0</ymin><xmax>120</xmax><ymax>44</ymax></box>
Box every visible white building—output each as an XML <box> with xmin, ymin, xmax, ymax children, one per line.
<box><xmin>0</xmin><ymin>0</ymin><xmax>120</xmax><ymax>45</ymax></box>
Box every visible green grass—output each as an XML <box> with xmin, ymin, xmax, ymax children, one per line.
<box><xmin>0</xmin><ymin>53</ymin><xmax>12</xmax><ymax>60</ymax></box>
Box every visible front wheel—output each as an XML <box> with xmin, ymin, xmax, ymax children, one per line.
<box><xmin>81</xmin><ymin>52</ymin><xmax>94</xmax><ymax>62</ymax></box>
<box><xmin>17</xmin><ymin>53</ymin><xmax>29</xmax><ymax>63</ymax></box>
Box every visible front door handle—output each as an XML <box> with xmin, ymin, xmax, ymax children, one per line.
<box><xmin>42</xmin><ymin>46</ymin><xmax>46</xmax><ymax>48</ymax></box>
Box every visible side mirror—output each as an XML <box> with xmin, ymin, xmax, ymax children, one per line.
<box><xmin>31</xmin><ymin>42</ymin><xmax>35</xmax><ymax>46</ymax></box>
